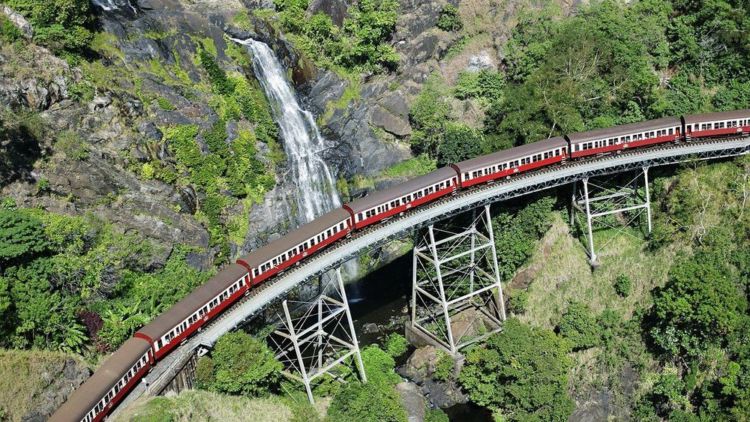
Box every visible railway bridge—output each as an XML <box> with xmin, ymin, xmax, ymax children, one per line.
<box><xmin>114</xmin><ymin>137</ymin><xmax>750</xmax><ymax>413</ymax></box>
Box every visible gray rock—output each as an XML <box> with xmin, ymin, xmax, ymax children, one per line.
<box><xmin>396</xmin><ymin>382</ymin><xmax>427</xmax><ymax>422</ymax></box>
<box><xmin>2</xmin><ymin>5</ymin><xmax>33</xmax><ymax>38</ymax></box>
<box><xmin>370</xmin><ymin>105</ymin><xmax>411</xmax><ymax>137</ymax></box>
<box><xmin>466</xmin><ymin>51</ymin><xmax>495</xmax><ymax>72</ymax></box>
<box><xmin>138</xmin><ymin>121</ymin><xmax>164</xmax><ymax>141</ymax></box>
<box><xmin>307</xmin><ymin>0</ymin><xmax>349</xmax><ymax>26</ymax></box>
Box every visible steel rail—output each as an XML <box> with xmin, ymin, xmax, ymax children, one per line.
<box><xmin>113</xmin><ymin>137</ymin><xmax>749</xmax><ymax>415</ymax></box>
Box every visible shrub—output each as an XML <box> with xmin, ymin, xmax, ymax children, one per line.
<box><xmin>156</xmin><ymin>97</ymin><xmax>176</xmax><ymax>111</ymax></box>
<box><xmin>327</xmin><ymin>381</ymin><xmax>408</xmax><ymax>422</ymax></box>
<box><xmin>0</xmin><ymin>209</ymin><xmax>49</xmax><ymax>263</ymax></box>
<box><xmin>328</xmin><ymin>345</ymin><xmax>407</xmax><ymax>422</ymax></box>
<box><xmin>508</xmin><ymin>290</ymin><xmax>529</xmax><ymax>314</ymax></box>
<box><xmin>0</xmin><ymin>15</ymin><xmax>22</xmax><ymax>42</ymax></box>
<box><xmin>211</xmin><ymin>331</ymin><xmax>282</xmax><ymax>396</ymax></box>
<box><xmin>557</xmin><ymin>302</ymin><xmax>601</xmax><ymax>351</ymax></box>
<box><xmin>384</xmin><ymin>333</ymin><xmax>409</xmax><ymax>358</ymax></box>
<box><xmin>433</xmin><ymin>350</ymin><xmax>454</xmax><ymax>382</ymax></box>
<box><xmin>5</xmin><ymin>0</ymin><xmax>95</xmax><ymax>55</ymax></box>
<box><xmin>425</xmin><ymin>408</ymin><xmax>449</xmax><ymax>422</ymax></box>
<box><xmin>198</xmin><ymin>50</ymin><xmax>235</xmax><ymax>95</ymax></box>
<box><xmin>55</xmin><ymin>130</ymin><xmax>89</xmax><ymax>160</ymax></box>
<box><xmin>436</xmin><ymin>4</ymin><xmax>462</xmax><ymax>32</ymax></box>
<box><xmin>614</xmin><ymin>274</ymin><xmax>632</xmax><ymax>297</ymax></box>
<box><xmin>195</xmin><ymin>356</ymin><xmax>215</xmax><ymax>390</ymax></box>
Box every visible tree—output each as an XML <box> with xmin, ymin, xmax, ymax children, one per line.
<box><xmin>0</xmin><ymin>209</ymin><xmax>49</xmax><ymax>263</ymax></box>
<box><xmin>437</xmin><ymin>123</ymin><xmax>483</xmax><ymax>166</ymax></box>
<box><xmin>557</xmin><ymin>302</ymin><xmax>601</xmax><ymax>351</ymax></box>
<box><xmin>649</xmin><ymin>251</ymin><xmax>747</xmax><ymax>359</ymax></box>
<box><xmin>210</xmin><ymin>331</ymin><xmax>282</xmax><ymax>396</ymax></box>
<box><xmin>459</xmin><ymin>318</ymin><xmax>574</xmax><ymax>421</ymax></box>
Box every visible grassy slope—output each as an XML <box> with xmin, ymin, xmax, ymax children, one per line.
<box><xmin>0</xmin><ymin>349</ymin><xmax>89</xmax><ymax>421</ymax></box>
<box><xmin>115</xmin><ymin>390</ymin><xmax>329</xmax><ymax>422</ymax></box>
<box><xmin>513</xmin><ymin>157</ymin><xmax>749</xmax><ymax>416</ymax></box>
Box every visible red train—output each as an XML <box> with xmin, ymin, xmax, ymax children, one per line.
<box><xmin>50</xmin><ymin>110</ymin><xmax>750</xmax><ymax>421</ymax></box>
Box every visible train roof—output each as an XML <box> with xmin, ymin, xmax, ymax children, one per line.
<box><xmin>238</xmin><ymin>208</ymin><xmax>351</xmax><ymax>269</ymax></box>
<box><xmin>454</xmin><ymin>137</ymin><xmax>568</xmax><ymax>173</ymax></box>
<box><xmin>566</xmin><ymin>117</ymin><xmax>681</xmax><ymax>144</ymax></box>
<box><xmin>683</xmin><ymin>109</ymin><xmax>750</xmax><ymax>124</ymax></box>
<box><xmin>345</xmin><ymin>167</ymin><xmax>457</xmax><ymax>214</ymax></box>
<box><xmin>136</xmin><ymin>263</ymin><xmax>249</xmax><ymax>341</ymax></box>
<box><xmin>49</xmin><ymin>337</ymin><xmax>151</xmax><ymax>422</ymax></box>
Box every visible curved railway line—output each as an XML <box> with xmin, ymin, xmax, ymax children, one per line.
<box><xmin>108</xmin><ymin>135</ymin><xmax>750</xmax><ymax>418</ymax></box>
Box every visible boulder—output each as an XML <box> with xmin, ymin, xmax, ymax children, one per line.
<box><xmin>396</xmin><ymin>382</ymin><xmax>427</xmax><ymax>422</ymax></box>
<box><xmin>2</xmin><ymin>5</ymin><xmax>33</xmax><ymax>38</ymax></box>
<box><xmin>370</xmin><ymin>105</ymin><xmax>411</xmax><ymax>137</ymax></box>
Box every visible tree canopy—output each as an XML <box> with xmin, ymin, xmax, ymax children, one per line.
<box><xmin>459</xmin><ymin>318</ymin><xmax>574</xmax><ymax>421</ymax></box>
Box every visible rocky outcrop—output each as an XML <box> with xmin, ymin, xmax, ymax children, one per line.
<box><xmin>401</xmin><ymin>346</ymin><xmax>468</xmax><ymax>409</ymax></box>
<box><xmin>21</xmin><ymin>357</ymin><xmax>90</xmax><ymax>422</ymax></box>
<box><xmin>1</xmin><ymin>5</ymin><xmax>33</xmax><ymax>38</ymax></box>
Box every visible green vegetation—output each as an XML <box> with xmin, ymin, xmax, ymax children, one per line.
<box><xmin>0</xmin><ymin>201</ymin><xmax>211</xmax><ymax>352</ymax></box>
<box><xmin>557</xmin><ymin>302</ymin><xmax>601</xmax><ymax>351</ymax></box>
<box><xmin>4</xmin><ymin>0</ymin><xmax>95</xmax><ymax>58</ymax></box>
<box><xmin>410</xmin><ymin>0</ymin><xmax>750</xmax><ymax>161</ymax></box>
<box><xmin>437</xmin><ymin>122</ymin><xmax>483</xmax><ymax>166</ymax></box>
<box><xmin>460</xmin><ymin>318</ymin><xmax>574</xmax><ymax>421</ymax></box>
<box><xmin>0</xmin><ymin>13</ymin><xmax>22</xmax><ymax>43</ymax></box>
<box><xmin>384</xmin><ymin>333</ymin><xmax>409</xmax><ymax>358</ymax></box>
<box><xmin>432</xmin><ymin>350</ymin><xmax>453</xmax><ymax>382</ymax></box>
<box><xmin>613</xmin><ymin>274</ymin><xmax>632</xmax><ymax>297</ymax></box>
<box><xmin>271</xmin><ymin>0</ymin><xmax>399</xmax><ymax>74</ymax></box>
<box><xmin>436</xmin><ymin>5</ymin><xmax>462</xmax><ymax>32</ymax></box>
<box><xmin>327</xmin><ymin>345</ymin><xmax>407</xmax><ymax>422</ymax></box>
<box><xmin>492</xmin><ymin>196</ymin><xmax>556</xmax><ymax>281</ymax></box>
<box><xmin>198</xmin><ymin>331</ymin><xmax>282</xmax><ymax>396</ymax></box>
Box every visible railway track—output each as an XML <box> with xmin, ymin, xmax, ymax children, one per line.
<box><xmin>112</xmin><ymin>136</ymin><xmax>749</xmax><ymax>417</ymax></box>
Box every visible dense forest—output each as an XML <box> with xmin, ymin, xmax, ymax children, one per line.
<box><xmin>0</xmin><ymin>0</ymin><xmax>749</xmax><ymax>420</ymax></box>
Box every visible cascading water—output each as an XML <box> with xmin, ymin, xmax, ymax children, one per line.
<box><xmin>91</xmin><ymin>0</ymin><xmax>138</xmax><ymax>14</ymax></box>
<box><xmin>234</xmin><ymin>38</ymin><xmax>341</xmax><ymax>223</ymax></box>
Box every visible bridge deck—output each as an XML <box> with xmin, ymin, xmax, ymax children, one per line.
<box><xmin>114</xmin><ymin>137</ymin><xmax>749</xmax><ymax>415</ymax></box>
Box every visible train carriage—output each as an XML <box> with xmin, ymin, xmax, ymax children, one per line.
<box><xmin>49</xmin><ymin>338</ymin><xmax>152</xmax><ymax>422</ymax></box>
<box><xmin>567</xmin><ymin>117</ymin><xmax>681</xmax><ymax>159</ymax></box>
<box><xmin>237</xmin><ymin>208</ymin><xmax>352</xmax><ymax>285</ymax></box>
<box><xmin>344</xmin><ymin>168</ymin><xmax>458</xmax><ymax>230</ymax></box>
<box><xmin>453</xmin><ymin>137</ymin><xmax>568</xmax><ymax>188</ymax></box>
<box><xmin>135</xmin><ymin>264</ymin><xmax>251</xmax><ymax>359</ymax></box>
<box><xmin>683</xmin><ymin>109</ymin><xmax>750</xmax><ymax>139</ymax></box>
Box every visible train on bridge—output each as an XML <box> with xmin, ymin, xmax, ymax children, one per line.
<box><xmin>51</xmin><ymin>110</ymin><xmax>750</xmax><ymax>421</ymax></box>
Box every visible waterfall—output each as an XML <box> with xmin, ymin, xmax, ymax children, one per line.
<box><xmin>91</xmin><ymin>0</ymin><xmax>138</xmax><ymax>14</ymax></box>
<box><xmin>233</xmin><ymin>38</ymin><xmax>341</xmax><ymax>223</ymax></box>
<box><xmin>233</xmin><ymin>38</ymin><xmax>360</xmax><ymax>280</ymax></box>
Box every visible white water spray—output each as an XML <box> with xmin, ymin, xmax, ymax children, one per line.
<box><xmin>91</xmin><ymin>0</ymin><xmax>138</xmax><ymax>14</ymax></box>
